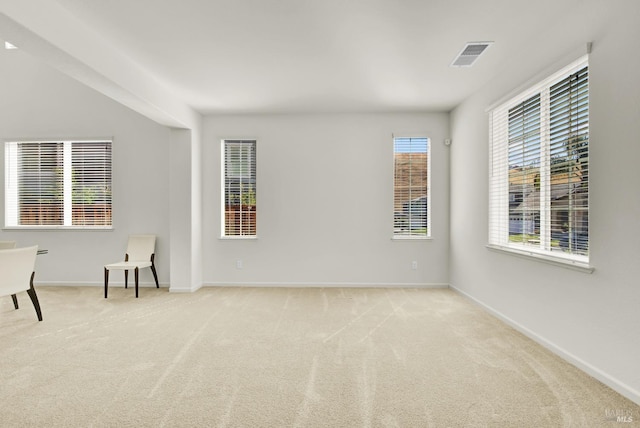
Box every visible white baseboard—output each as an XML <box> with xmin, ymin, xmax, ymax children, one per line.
<box><xmin>34</xmin><ymin>281</ymin><xmax>169</xmax><ymax>288</ymax></box>
<box><xmin>34</xmin><ymin>281</ymin><xmax>448</xmax><ymax>290</ymax></box>
<box><xmin>450</xmin><ymin>284</ymin><xmax>640</xmax><ymax>406</ymax></box>
<box><xmin>169</xmin><ymin>283</ymin><xmax>202</xmax><ymax>293</ymax></box>
<box><xmin>203</xmin><ymin>282</ymin><xmax>449</xmax><ymax>289</ymax></box>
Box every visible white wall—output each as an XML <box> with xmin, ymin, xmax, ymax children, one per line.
<box><xmin>169</xmin><ymin>127</ymin><xmax>205</xmax><ymax>292</ymax></box>
<box><xmin>0</xmin><ymin>48</ymin><xmax>172</xmax><ymax>286</ymax></box>
<box><xmin>450</xmin><ymin>1</ymin><xmax>640</xmax><ymax>403</ymax></box>
<box><xmin>203</xmin><ymin>113</ymin><xmax>450</xmax><ymax>287</ymax></box>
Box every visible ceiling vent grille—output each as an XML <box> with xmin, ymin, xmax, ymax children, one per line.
<box><xmin>450</xmin><ymin>42</ymin><xmax>493</xmax><ymax>67</ymax></box>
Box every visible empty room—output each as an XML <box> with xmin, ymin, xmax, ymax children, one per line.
<box><xmin>1</xmin><ymin>0</ymin><xmax>639</xmax><ymax>426</ymax></box>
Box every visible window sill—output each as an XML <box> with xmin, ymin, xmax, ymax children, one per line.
<box><xmin>3</xmin><ymin>226</ymin><xmax>113</xmax><ymax>231</ymax></box>
<box><xmin>486</xmin><ymin>244</ymin><xmax>594</xmax><ymax>273</ymax></box>
<box><xmin>392</xmin><ymin>235</ymin><xmax>432</xmax><ymax>241</ymax></box>
<box><xmin>219</xmin><ymin>236</ymin><xmax>258</xmax><ymax>240</ymax></box>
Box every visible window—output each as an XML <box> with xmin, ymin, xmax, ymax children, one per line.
<box><xmin>222</xmin><ymin>140</ymin><xmax>256</xmax><ymax>237</ymax></box>
<box><xmin>4</xmin><ymin>140</ymin><xmax>112</xmax><ymax>228</ymax></box>
<box><xmin>393</xmin><ymin>137</ymin><xmax>430</xmax><ymax>238</ymax></box>
<box><xmin>489</xmin><ymin>57</ymin><xmax>589</xmax><ymax>265</ymax></box>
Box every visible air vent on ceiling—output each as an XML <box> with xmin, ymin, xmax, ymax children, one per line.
<box><xmin>450</xmin><ymin>42</ymin><xmax>493</xmax><ymax>67</ymax></box>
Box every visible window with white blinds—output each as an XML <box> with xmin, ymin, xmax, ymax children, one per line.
<box><xmin>393</xmin><ymin>137</ymin><xmax>430</xmax><ymax>238</ymax></box>
<box><xmin>4</xmin><ymin>140</ymin><xmax>112</xmax><ymax>228</ymax></box>
<box><xmin>222</xmin><ymin>140</ymin><xmax>256</xmax><ymax>237</ymax></box>
<box><xmin>489</xmin><ymin>57</ymin><xmax>589</xmax><ymax>265</ymax></box>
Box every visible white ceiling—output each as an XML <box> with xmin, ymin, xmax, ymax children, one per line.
<box><xmin>6</xmin><ymin>0</ymin><xmax>592</xmax><ymax>116</ymax></box>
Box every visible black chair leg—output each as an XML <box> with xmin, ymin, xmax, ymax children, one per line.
<box><xmin>134</xmin><ymin>267</ymin><xmax>139</xmax><ymax>298</ymax></box>
<box><xmin>11</xmin><ymin>294</ymin><xmax>19</xmax><ymax>309</ymax></box>
<box><xmin>151</xmin><ymin>263</ymin><xmax>159</xmax><ymax>288</ymax></box>
<box><xmin>26</xmin><ymin>272</ymin><xmax>42</xmax><ymax>322</ymax></box>
<box><xmin>124</xmin><ymin>270</ymin><xmax>128</xmax><ymax>289</ymax></box>
<box><xmin>104</xmin><ymin>268</ymin><xmax>109</xmax><ymax>298</ymax></box>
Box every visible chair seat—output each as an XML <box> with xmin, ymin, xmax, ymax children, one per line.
<box><xmin>104</xmin><ymin>235</ymin><xmax>159</xmax><ymax>298</ymax></box>
<box><xmin>0</xmin><ymin>245</ymin><xmax>43</xmax><ymax>321</ymax></box>
<box><xmin>105</xmin><ymin>261</ymin><xmax>152</xmax><ymax>270</ymax></box>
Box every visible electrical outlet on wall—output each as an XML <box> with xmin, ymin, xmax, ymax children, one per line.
<box><xmin>236</xmin><ymin>260</ymin><xmax>243</xmax><ymax>269</ymax></box>
<box><xmin>411</xmin><ymin>261</ymin><xmax>418</xmax><ymax>270</ymax></box>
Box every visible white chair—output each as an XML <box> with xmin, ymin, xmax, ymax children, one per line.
<box><xmin>104</xmin><ymin>235</ymin><xmax>159</xmax><ymax>298</ymax></box>
<box><xmin>0</xmin><ymin>246</ymin><xmax>42</xmax><ymax>321</ymax></box>
<box><xmin>0</xmin><ymin>241</ymin><xmax>19</xmax><ymax>308</ymax></box>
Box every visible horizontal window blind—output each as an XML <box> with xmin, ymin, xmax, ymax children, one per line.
<box><xmin>15</xmin><ymin>142</ymin><xmax>63</xmax><ymax>226</ymax></box>
<box><xmin>548</xmin><ymin>66</ymin><xmax>589</xmax><ymax>256</ymax></box>
<box><xmin>393</xmin><ymin>137</ymin><xmax>429</xmax><ymax>237</ymax></box>
<box><xmin>507</xmin><ymin>94</ymin><xmax>542</xmax><ymax>244</ymax></box>
<box><xmin>72</xmin><ymin>141</ymin><xmax>112</xmax><ymax>226</ymax></box>
<box><xmin>223</xmin><ymin>140</ymin><xmax>256</xmax><ymax>237</ymax></box>
<box><xmin>4</xmin><ymin>140</ymin><xmax>112</xmax><ymax>228</ymax></box>
<box><xmin>489</xmin><ymin>57</ymin><xmax>588</xmax><ymax>263</ymax></box>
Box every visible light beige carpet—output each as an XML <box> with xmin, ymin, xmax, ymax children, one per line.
<box><xmin>0</xmin><ymin>286</ymin><xmax>637</xmax><ymax>427</ymax></box>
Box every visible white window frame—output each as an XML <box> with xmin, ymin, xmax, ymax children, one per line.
<box><xmin>4</xmin><ymin>139</ymin><xmax>112</xmax><ymax>230</ymax></box>
<box><xmin>221</xmin><ymin>139</ymin><xmax>257</xmax><ymax>239</ymax></box>
<box><xmin>393</xmin><ymin>136</ymin><xmax>431</xmax><ymax>239</ymax></box>
<box><xmin>488</xmin><ymin>56</ymin><xmax>591</xmax><ymax>271</ymax></box>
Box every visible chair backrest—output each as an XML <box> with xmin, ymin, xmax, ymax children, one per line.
<box><xmin>0</xmin><ymin>245</ymin><xmax>38</xmax><ymax>296</ymax></box>
<box><xmin>0</xmin><ymin>241</ymin><xmax>17</xmax><ymax>249</ymax></box>
<box><xmin>126</xmin><ymin>235</ymin><xmax>156</xmax><ymax>261</ymax></box>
